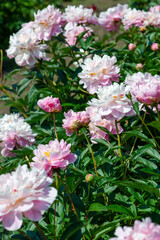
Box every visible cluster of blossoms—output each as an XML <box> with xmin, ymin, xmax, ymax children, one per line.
<box><xmin>98</xmin><ymin>4</ymin><xmax>160</xmax><ymax>31</ymax></box>
<box><xmin>62</xmin><ymin>110</ymin><xmax>90</xmax><ymax>136</ymax></box>
<box><xmin>0</xmin><ymin>114</ymin><xmax>36</xmax><ymax>157</ymax></box>
<box><xmin>31</xmin><ymin>139</ymin><xmax>77</xmax><ymax>176</ymax></box>
<box><xmin>0</xmin><ymin>165</ymin><xmax>57</xmax><ymax>231</ymax></box>
<box><xmin>78</xmin><ymin>55</ymin><xmax>120</xmax><ymax>94</ymax></box>
<box><xmin>125</xmin><ymin>72</ymin><xmax>160</xmax><ymax>105</ymax></box>
<box><xmin>110</xmin><ymin>218</ymin><xmax>160</xmax><ymax>240</ymax></box>
<box><xmin>7</xmin><ymin>5</ymin><xmax>64</xmax><ymax>66</ymax></box>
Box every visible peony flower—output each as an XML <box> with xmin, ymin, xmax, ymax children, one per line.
<box><xmin>63</xmin><ymin>5</ymin><xmax>98</xmax><ymax>24</ymax></box>
<box><xmin>0</xmin><ymin>165</ymin><xmax>57</xmax><ymax>231</ymax></box>
<box><xmin>128</xmin><ymin>43</ymin><xmax>136</xmax><ymax>51</ymax></box>
<box><xmin>151</xmin><ymin>43</ymin><xmax>159</xmax><ymax>51</ymax></box>
<box><xmin>149</xmin><ymin>5</ymin><xmax>160</xmax><ymax>13</ymax></box>
<box><xmin>64</xmin><ymin>22</ymin><xmax>93</xmax><ymax>45</ymax></box>
<box><xmin>31</xmin><ymin>139</ymin><xmax>77</xmax><ymax>172</ymax></box>
<box><xmin>122</xmin><ymin>8</ymin><xmax>146</xmax><ymax>30</ymax></box>
<box><xmin>125</xmin><ymin>72</ymin><xmax>160</xmax><ymax>105</ymax></box>
<box><xmin>110</xmin><ymin>218</ymin><xmax>160</xmax><ymax>240</ymax></box>
<box><xmin>6</xmin><ymin>28</ymin><xmax>48</xmax><ymax>67</ymax></box>
<box><xmin>87</xmin><ymin>83</ymin><xmax>135</xmax><ymax>121</ymax></box>
<box><xmin>33</xmin><ymin>5</ymin><xmax>65</xmax><ymax>41</ymax></box>
<box><xmin>0</xmin><ymin>114</ymin><xmax>36</xmax><ymax>157</ymax></box>
<box><xmin>78</xmin><ymin>54</ymin><xmax>120</xmax><ymax>94</ymax></box>
<box><xmin>37</xmin><ymin>96</ymin><xmax>62</xmax><ymax>113</ymax></box>
<box><xmin>62</xmin><ymin>110</ymin><xmax>90</xmax><ymax>136</ymax></box>
<box><xmin>98</xmin><ymin>4</ymin><xmax>128</xmax><ymax>32</ymax></box>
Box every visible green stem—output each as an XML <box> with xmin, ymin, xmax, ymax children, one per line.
<box><xmin>34</xmin><ymin>222</ymin><xmax>48</xmax><ymax>240</ymax></box>
<box><xmin>156</xmin><ymin>105</ymin><xmax>160</xmax><ymax>121</ymax></box>
<box><xmin>86</xmin><ymin>183</ymin><xmax>90</xmax><ymax>207</ymax></box>
<box><xmin>84</xmin><ymin>135</ymin><xmax>98</xmax><ymax>177</ymax></box>
<box><xmin>57</xmin><ymin>172</ymin><xmax>80</xmax><ymax>221</ymax></box>
<box><xmin>139</xmin><ymin>115</ymin><xmax>160</xmax><ymax>149</ymax></box>
<box><xmin>115</xmin><ymin>120</ymin><xmax>122</xmax><ymax>157</ymax></box>
<box><xmin>0</xmin><ymin>49</ymin><xmax>3</xmax><ymax>84</ymax></box>
<box><xmin>53</xmin><ymin>113</ymin><xmax>58</xmax><ymax>140</ymax></box>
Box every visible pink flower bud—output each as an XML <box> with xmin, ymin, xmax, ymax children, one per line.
<box><xmin>151</xmin><ymin>43</ymin><xmax>159</xmax><ymax>51</ymax></box>
<box><xmin>128</xmin><ymin>43</ymin><xmax>136</xmax><ymax>51</ymax></box>
<box><xmin>37</xmin><ymin>96</ymin><xmax>62</xmax><ymax>113</ymax></box>
<box><xmin>136</xmin><ymin>63</ymin><xmax>143</xmax><ymax>71</ymax></box>
<box><xmin>85</xmin><ymin>174</ymin><xmax>94</xmax><ymax>182</ymax></box>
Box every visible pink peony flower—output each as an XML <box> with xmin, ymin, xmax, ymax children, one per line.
<box><xmin>6</xmin><ymin>28</ymin><xmax>47</xmax><ymax>67</ymax></box>
<box><xmin>64</xmin><ymin>22</ymin><xmax>93</xmax><ymax>45</ymax></box>
<box><xmin>31</xmin><ymin>139</ymin><xmax>77</xmax><ymax>172</ymax></box>
<box><xmin>62</xmin><ymin>110</ymin><xmax>90</xmax><ymax>136</ymax></box>
<box><xmin>136</xmin><ymin>63</ymin><xmax>143</xmax><ymax>70</ymax></box>
<box><xmin>87</xmin><ymin>83</ymin><xmax>135</xmax><ymax>121</ymax></box>
<box><xmin>128</xmin><ymin>43</ymin><xmax>136</xmax><ymax>51</ymax></box>
<box><xmin>122</xmin><ymin>8</ymin><xmax>146</xmax><ymax>30</ymax></box>
<box><xmin>125</xmin><ymin>72</ymin><xmax>160</xmax><ymax>105</ymax></box>
<box><xmin>33</xmin><ymin>5</ymin><xmax>65</xmax><ymax>41</ymax></box>
<box><xmin>37</xmin><ymin>96</ymin><xmax>62</xmax><ymax>113</ymax></box>
<box><xmin>143</xmin><ymin>11</ymin><xmax>160</xmax><ymax>28</ymax></box>
<box><xmin>149</xmin><ymin>5</ymin><xmax>160</xmax><ymax>13</ymax></box>
<box><xmin>0</xmin><ymin>114</ymin><xmax>36</xmax><ymax>157</ymax></box>
<box><xmin>98</xmin><ymin>4</ymin><xmax>128</xmax><ymax>32</ymax></box>
<box><xmin>78</xmin><ymin>54</ymin><xmax>120</xmax><ymax>94</ymax></box>
<box><xmin>63</xmin><ymin>5</ymin><xmax>98</xmax><ymax>24</ymax></box>
<box><xmin>110</xmin><ymin>218</ymin><xmax>160</xmax><ymax>240</ymax></box>
<box><xmin>151</xmin><ymin>43</ymin><xmax>159</xmax><ymax>51</ymax></box>
<box><xmin>0</xmin><ymin>165</ymin><xmax>57</xmax><ymax>231</ymax></box>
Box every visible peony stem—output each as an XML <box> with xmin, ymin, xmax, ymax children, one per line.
<box><xmin>0</xmin><ymin>49</ymin><xmax>3</xmax><ymax>84</ymax></box>
<box><xmin>18</xmin><ymin>230</ymin><xmax>33</xmax><ymax>240</ymax></box>
<box><xmin>53</xmin><ymin>113</ymin><xmax>58</xmax><ymax>140</ymax></box>
<box><xmin>57</xmin><ymin>173</ymin><xmax>80</xmax><ymax>221</ymax></box>
<box><xmin>34</xmin><ymin>222</ymin><xmax>48</xmax><ymax>240</ymax></box>
<box><xmin>84</xmin><ymin>135</ymin><xmax>98</xmax><ymax>177</ymax></box>
<box><xmin>115</xmin><ymin>120</ymin><xmax>122</xmax><ymax>157</ymax></box>
<box><xmin>156</xmin><ymin>105</ymin><xmax>160</xmax><ymax>121</ymax></box>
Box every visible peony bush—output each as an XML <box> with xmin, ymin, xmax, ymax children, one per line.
<box><xmin>1</xmin><ymin>1</ymin><xmax>160</xmax><ymax>239</ymax></box>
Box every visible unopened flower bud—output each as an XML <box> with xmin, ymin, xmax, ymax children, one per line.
<box><xmin>85</xmin><ymin>174</ymin><xmax>94</xmax><ymax>182</ymax></box>
<box><xmin>136</xmin><ymin>63</ymin><xmax>143</xmax><ymax>71</ymax></box>
<box><xmin>128</xmin><ymin>43</ymin><xmax>136</xmax><ymax>51</ymax></box>
<box><xmin>140</xmin><ymin>27</ymin><xmax>146</xmax><ymax>33</ymax></box>
<box><xmin>37</xmin><ymin>96</ymin><xmax>62</xmax><ymax>113</ymax></box>
<box><xmin>151</xmin><ymin>43</ymin><xmax>159</xmax><ymax>51</ymax></box>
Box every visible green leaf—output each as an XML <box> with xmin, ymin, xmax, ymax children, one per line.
<box><xmin>148</xmin><ymin>121</ymin><xmax>160</xmax><ymax>132</ymax></box>
<box><xmin>88</xmin><ymin>203</ymin><xmax>108</xmax><ymax>212</ymax></box>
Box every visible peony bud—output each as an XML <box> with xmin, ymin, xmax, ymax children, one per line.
<box><xmin>136</xmin><ymin>63</ymin><xmax>143</xmax><ymax>71</ymax></box>
<box><xmin>85</xmin><ymin>174</ymin><xmax>94</xmax><ymax>182</ymax></box>
<box><xmin>151</xmin><ymin>43</ymin><xmax>159</xmax><ymax>51</ymax></box>
<box><xmin>37</xmin><ymin>96</ymin><xmax>62</xmax><ymax>113</ymax></box>
<box><xmin>128</xmin><ymin>43</ymin><xmax>136</xmax><ymax>51</ymax></box>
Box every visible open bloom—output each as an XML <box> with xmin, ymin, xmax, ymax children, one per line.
<box><xmin>88</xmin><ymin>83</ymin><xmax>135</xmax><ymax>120</ymax></box>
<box><xmin>86</xmin><ymin>106</ymin><xmax>123</xmax><ymax>143</ymax></box>
<box><xmin>63</xmin><ymin>5</ymin><xmax>98</xmax><ymax>24</ymax></box>
<box><xmin>149</xmin><ymin>5</ymin><xmax>160</xmax><ymax>12</ymax></box>
<box><xmin>78</xmin><ymin>54</ymin><xmax>120</xmax><ymax>94</ymax></box>
<box><xmin>0</xmin><ymin>165</ymin><xmax>57</xmax><ymax>231</ymax></box>
<box><xmin>37</xmin><ymin>96</ymin><xmax>62</xmax><ymax>113</ymax></box>
<box><xmin>33</xmin><ymin>5</ymin><xmax>65</xmax><ymax>41</ymax></box>
<box><xmin>125</xmin><ymin>72</ymin><xmax>160</xmax><ymax>105</ymax></box>
<box><xmin>64</xmin><ymin>22</ymin><xmax>93</xmax><ymax>45</ymax></box>
<box><xmin>6</xmin><ymin>28</ymin><xmax>47</xmax><ymax>67</ymax></box>
<box><xmin>122</xmin><ymin>8</ymin><xmax>146</xmax><ymax>30</ymax></box>
<box><xmin>98</xmin><ymin>4</ymin><xmax>128</xmax><ymax>31</ymax></box>
<box><xmin>62</xmin><ymin>110</ymin><xmax>90</xmax><ymax>136</ymax></box>
<box><xmin>32</xmin><ymin>139</ymin><xmax>77</xmax><ymax>173</ymax></box>
<box><xmin>0</xmin><ymin>114</ymin><xmax>36</xmax><ymax>157</ymax></box>
<box><xmin>110</xmin><ymin>218</ymin><xmax>160</xmax><ymax>240</ymax></box>
<box><xmin>143</xmin><ymin>11</ymin><xmax>160</xmax><ymax>28</ymax></box>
